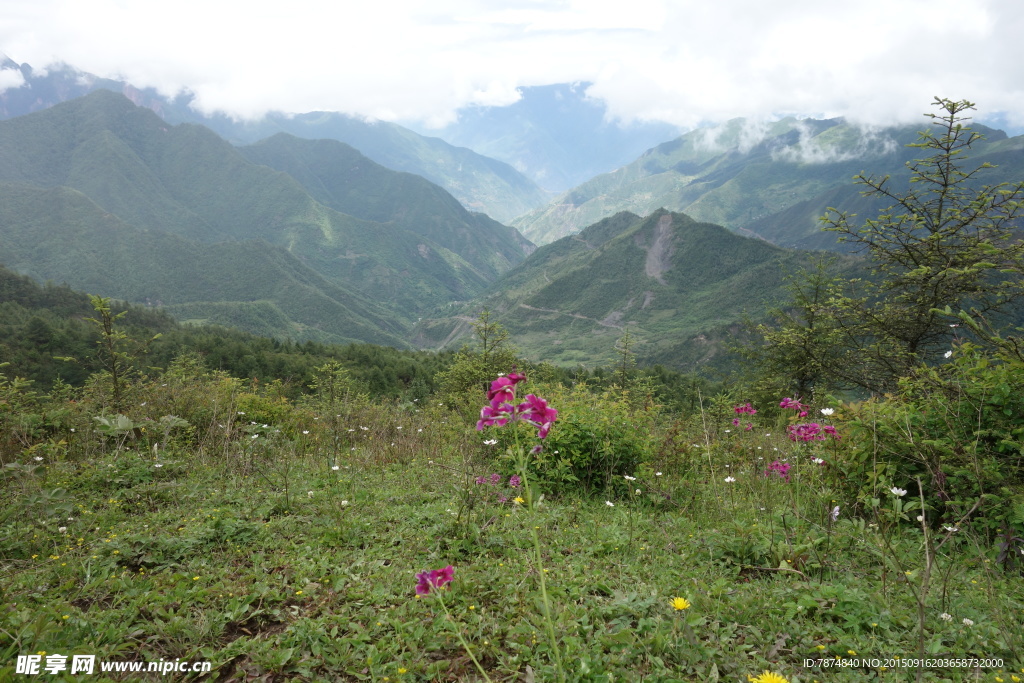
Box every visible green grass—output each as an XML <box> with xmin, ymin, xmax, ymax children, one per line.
<box><xmin>3</xmin><ymin>397</ymin><xmax>1022</xmax><ymax>682</ymax></box>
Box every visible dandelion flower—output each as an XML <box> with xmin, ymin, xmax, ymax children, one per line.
<box><xmin>513</xmin><ymin>497</ymin><xmax>524</xmax><ymax>505</ymax></box>
<box><xmin>670</xmin><ymin>597</ymin><xmax>691</xmax><ymax>611</ymax></box>
<box><xmin>752</xmin><ymin>671</ymin><xmax>789</xmax><ymax>683</ymax></box>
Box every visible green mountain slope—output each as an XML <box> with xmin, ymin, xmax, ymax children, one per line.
<box><xmin>513</xmin><ymin>117</ymin><xmax>1024</xmax><ymax>248</ymax></box>
<box><xmin>0</xmin><ymin>183</ymin><xmax>407</xmax><ymax>347</ymax></box>
<box><xmin>238</xmin><ymin>134</ymin><xmax>533</xmax><ymax>281</ymax></box>
<box><xmin>0</xmin><ymin>91</ymin><xmax>530</xmax><ymax>326</ymax></box>
<box><xmin>0</xmin><ymin>55</ymin><xmax>549</xmax><ymax>224</ymax></box>
<box><xmin>418</xmin><ymin>210</ymin><xmax>853</xmax><ymax>370</ymax></box>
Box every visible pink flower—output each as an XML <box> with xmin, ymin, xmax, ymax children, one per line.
<box><xmin>487</xmin><ymin>372</ymin><xmax>526</xmax><ymax>404</ymax></box>
<box><xmin>416</xmin><ymin>565</ymin><xmax>455</xmax><ymax>595</ymax></box>
<box><xmin>733</xmin><ymin>403</ymin><xmax>757</xmax><ymax>415</ymax></box>
<box><xmin>765</xmin><ymin>460</ymin><xmax>791</xmax><ymax>481</ymax></box>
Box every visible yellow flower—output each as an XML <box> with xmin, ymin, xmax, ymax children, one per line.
<box><xmin>753</xmin><ymin>672</ymin><xmax>789</xmax><ymax>683</ymax></box>
<box><xmin>398</xmin><ymin>668</ymin><xmax>407</xmax><ymax>675</ymax></box>
<box><xmin>513</xmin><ymin>497</ymin><xmax>524</xmax><ymax>505</ymax></box>
<box><xmin>670</xmin><ymin>597</ymin><xmax>691</xmax><ymax>611</ymax></box>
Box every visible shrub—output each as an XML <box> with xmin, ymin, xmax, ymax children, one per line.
<box><xmin>492</xmin><ymin>382</ymin><xmax>655</xmax><ymax>497</ymax></box>
<box><xmin>840</xmin><ymin>341</ymin><xmax>1024</xmax><ymax>542</ymax></box>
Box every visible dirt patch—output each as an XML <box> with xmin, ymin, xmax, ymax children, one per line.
<box><xmin>644</xmin><ymin>214</ymin><xmax>674</xmax><ymax>285</ymax></box>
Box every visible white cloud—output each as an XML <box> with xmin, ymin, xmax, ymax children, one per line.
<box><xmin>0</xmin><ymin>0</ymin><xmax>1021</xmax><ymax>129</ymax></box>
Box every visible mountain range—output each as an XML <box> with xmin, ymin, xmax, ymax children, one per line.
<box><xmin>4</xmin><ymin>66</ymin><xmax>1023</xmax><ymax>372</ymax></box>
<box><xmin>514</xmin><ymin>116</ymin><xmax>1024</xmax><ymax>249</ymax></box>
<box><xmin>0</xmin><ymin>90</ymin><xmax>532</xmax><ymax>346</ymax></box>
<box><xmin>0</xmin><ymin>55</ymin><xmax>549</xmax><ymax>223</ymax></box>
<box><xmin>415</xmin><ymin>209</ymin><xmax>862</xmax><ymax>368</ymax></box>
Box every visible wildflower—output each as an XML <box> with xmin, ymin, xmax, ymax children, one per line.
<box><xmin>483</xmin><ymin>439</ymin><xmax>497</xmax><ymax>445</ymax></box>
<box><xmin>812</xmin><ymin>457</ymin><xmax>824</xmax><ymax>465</ymax></box>
<box><xmin>513</xmin><ymin>497</ymin><xmax>524</xmax><ymax>505</ymax></box>
<box><xmin>940</xmin><ymin>613</ymin><xmax>953</xmax><ymax>621</ymax></box>
<box><xmin>34</xmin><ymin>456</ymin><xmax>43</xmax><ymax>462</ymax></box>
<box><xmin>752</xmin><ymin>671</ymin><xmax>789</xmax><ymax>683</ymax></box>
<box><xmin>635</xmin><ymin>489</ymin><xmax>641</xmax><ymax>495</ymax></box>
<box><xmin>724</xmin><ymin>476</ymin><xmax>736</xmax><ymax>483</ymax></box>
<box><xmin>765</xmin><ymin>460</ymin><xmax>791</xmax><ymax>481</ymax></box>
<box><xmin>332</xmin><ymin>465</ymin><xmax>340</xmax><ymax>471</ymax></box>
<box><xmin>890</xmin><ymin>487</ymin><xmax>907</xmax><ymax>497</ymax></box>
<box><xmin>655</xmin><ymin>472</ymin><xmax>662</xmax><ymax>476</ymax></box>
<box><xmin>606</xmin><ymin>501</ymin><xmax>615</xmax><ymax>507</ymax></box>
<box><xmin>154</xmin><ymin>463</ymin><xmax>163</xmax><ymax>468</ymax></box>
<box><xmin>340</xmin><ymin>500</ymin><xmax>349</xmax><ymax>506</ymax></box>
<box><xmin>830</xmin><ymin>506</ymin><xmax>840</xmax><ymax>522</ymax></box>
<box><xmin>624</xmin><ymin>475</ymin><xmax>636</xmax><ymax>481</ymax></box>
<box><xmin>415</xmin><ymin>565</ymin><xmax>455</xmax><ymax>595</ymax></box>
<box><xmin>489</xmin><ymin>473</ymin><xmax>502</xmax><ymax>485</ymax></box>
<box><xmin>508</xmin><ymin>475</ymin><xmax>521</xmax><ymax>488</ymax></box>
<box><xmin>307</xmin><ymin>491</ymin><xmax>314</xmax><ymax>498</ymax></box>
<box><xmin>302</xmin><ymin>430</ymin><xmax>309</xmax><ymax>435</ymax></box>
<box><xmin>734</xmin><ymin>402</ymin><xmax>757</xmax><ymax>415</ymax></box>
<box><xmin>820</xmin><ymin>407</ymin><xmax>834</xmax><ymax>416</ymax></box>
<box><xmin>670</xmin><ymin>597</ymin><xmax>691</xmax><ymax>610</ymax></box>
<box><xmin>58</xmin><ymin>527</ymin><xmax>67</xmax><ymax>533</ymax></box>
<box><xmin>962</xmin><ymin>618</ymin><xmax>974</xmax><ymax>626</ymax></box>
<box><xmin>917</xmin><ymin>515</ymin><xmax>925</xmax><ymax>522</ymax></box>
<box><xmin>943</xmin><ymin>525</ymin><xmax>959</xmax><ymax>533</ymax></box>
<box><xmin>944</xmin><ymin>350</ymin><xmax>953</xmax><ymax>358</ymax></box>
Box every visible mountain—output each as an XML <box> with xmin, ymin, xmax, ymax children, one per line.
<box><xmin>0</xmin><ymin>90</ymin><xmax>532</xmax><ymax>344</ymax></box>
<box><xmin>237</xmin><ymin>134</ymin><xmax>533</xmax><ymax>280</ymax></box>
<box><xmin>416</xmin><ymin>209</ymin><xmax>854</xmax><ymax>370</ymax></box>
<box><xmin>405</xmin><ymin>83</ymin><xmax>681</xmax><ymax>193</ymax></box>
<box><xmin>512</xmin><ymin>117</ymin><xmax>1024</xmax><ymax>248</ymax></box>
<box><xmin>0</xmin><ymin>183</ymin><xmax>406</xmax><ymax>347</ymax></box>
<box><xmin>0</xmin><ymin>55</ymin><xmax>548</xmax><ymax>223</ymax></box>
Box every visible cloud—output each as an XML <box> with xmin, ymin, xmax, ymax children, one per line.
<box><xmin>0</xmin><ymin>0</ymin><xmax>1021</xmax><ymax>130</ymax></box>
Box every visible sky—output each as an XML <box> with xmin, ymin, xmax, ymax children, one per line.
<box><xmin>2</xmin><ymin>0</ymin><xmax>1023</xmax><ymax>132</ymax></box>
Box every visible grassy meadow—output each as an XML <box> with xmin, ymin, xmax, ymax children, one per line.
<box><xmin>2</xmin><ymin>360</ymin><xmax>1022</xmax><ymax>683</ymax></box>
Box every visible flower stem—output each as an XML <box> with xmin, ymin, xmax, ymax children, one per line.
<box><xmin>434</xmin><ymin>590</ymin><xmax>492</xmax><ymax>683</ymax></box>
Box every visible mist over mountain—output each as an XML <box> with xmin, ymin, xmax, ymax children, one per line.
<box><xmin>405</xmin><ymin>83</ymin><xmax>682</xmax><ymax>193</ymax></box>
<box><xmin>0</xmin><ymin>55</ymin><xmax>548</xmax><ymax>223</ymax></box>
<box><xmin>513</xmin><ymin>116</ymin><xmax>1024</xmax><ymax>249</ymax></box>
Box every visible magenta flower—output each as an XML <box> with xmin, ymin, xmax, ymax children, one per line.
<box><xmin>487</xmin><ymin>372</ymin><xmax>526</xmax><ymax>404</ymax></box>
<box><xmin>477</xmin><ymin>401</ymin><xmax>515</xmax><ymax>430</ymax></box>
<box><xmin>786</xmin><ymin>422</ymin><xmax>840</xmax><ymax>442</ymax></box>
<box><xmin>415</xmin><ymin>565</ymin><xmax>455</xmax><ymax>595</ymax></box>
<box><xmin>733</xmin><ymin>403</ymin><xmax>757</xmax><ymax>415</ymax></box>
<box><xmin>489</xmin><ymin>473</ymin><xmax>502</xmax><ymax>485</ymax></box>
<box><xmin>508</xmin><ymin>475</ymin><xmax>522</xmax><ymax>488</ymax></box>
<box><xmin>765</xmin><ymin>460</ymin><xmax>791</xmax><ymax>481</ymax></box>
